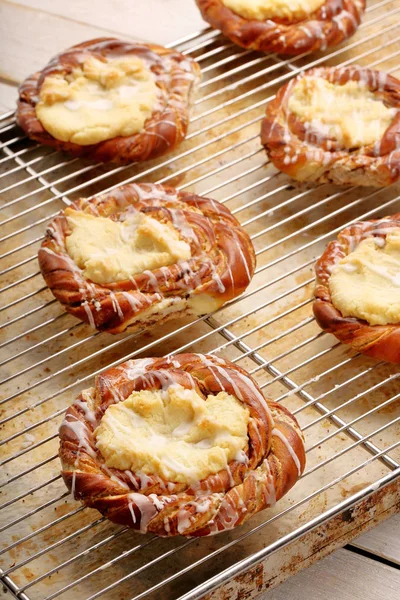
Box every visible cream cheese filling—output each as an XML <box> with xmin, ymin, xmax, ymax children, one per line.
<box><xmin>65</xmin><ymin>208</ymin><xmax>191</xmax><ymax>284</ymax></box>
<box><xmin>94</xmin><ymin>384</ymin><xmax>250</xmax><ymax>484</ymax></box>
<box><xmin>221</xmin><ymin>0</ymin><xmax>325</xmax><ymax>21</ymax></box>
<box><xmin>288</xmin><ymin>77</ymin><xmax>397</xmax><ymax>149</ymax></box>
<box><xmin>329</xmin><ymin>229</ymin><xmax>400</xmax><ymax>325</ymax></box>
<box><xmin>36</xmin><ymin>55</ymin><xmax>158</xmax><ymax>145</ymax></box>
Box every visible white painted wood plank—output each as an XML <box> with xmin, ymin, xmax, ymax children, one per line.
<box><xmin>259</xmin><ymin>548</ymin><xmax>400</xmax><ymax>600</ymax></box>
<box><xmin>0</xmin><ymin>0</ymin><xmax>207</xmax><ymax>86</ymax></box>
<box><xmin>0</xmin><ymin>82</ymin><xmax>18</xmax><ymax>112</ymax></box>
<box><xmin>4</xmin><ymin>0</ymin><xmax>207</xmax><ymax>46</ymax></box>
<box><xmin>350</xmin><ymin>514</ymin><xmax>400</xmax><ymax>565</ymax></box>
<box><xmin>0</xmin><ymin>2</ymin><xmax>121</xmax><ymax>85</ymax></box>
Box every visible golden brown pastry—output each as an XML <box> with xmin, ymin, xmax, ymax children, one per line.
<box><xmin>195</xmin><ymin>0</ymin><xmax>365</xmax><ymax>55</ymax></box>
<box><xmin>59</xmin><ymin>353</ymin><xmax>306</xmax><ymax>536</ymax></box>
<box><xmin>314</xmin><ymin>214</ymin><xmax>400</xmax><ymax>363</ymax></box>
<box><xmin>38</xmin><ymin>183</ymin><xmax>256</xmax><ymax>334</ymax></box>
<box><xmin>261</xmin><ymin>67</ymin><xmax>400</xmax><ymax>187</ymax></box>
<box><xmin>16</xmin><ymin>38</ymin><xmax>200</xmax><ymax>164</ymax></box>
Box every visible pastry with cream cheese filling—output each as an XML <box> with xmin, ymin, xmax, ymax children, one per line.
<box><xmin>314</xmin><ymin>214</ymin><xmax>400</xmax><ymax>363</ymax></box>
<box><xmin>261</xmin><ymin>66</ymin><xmax>400</xmax><ymax>187</ymax></box>
<box><xmin>59</xmin><ymin>353</ymin><xmax>306</xmax><ymax>536</ymax></box>
<box><xmin>195</xmin><ymin>0</ymin><xmax>365</xmax><ymax>55</ymax></box>
<box><xmin>38</xmin><ymin>183</ymin><xmax>256</xmax><ymax>334</ymax></box>
<box><xmin>16</xmin><ymin>38</ymin><xmax>200</xmax><ymax>163</ymax></box>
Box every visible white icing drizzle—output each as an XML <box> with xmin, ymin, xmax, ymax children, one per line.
<box><xmin>47</xmin><ymin>222</ymin><xmax>65</xmax><ymax>247</ymax></box>
<box><xmin>209</xmin><ymin>260</ymin><xmax>225</xmax><ymax>293</ymax></box>
<box><xmin>177</xmin><ymin>505</ymin><xmax>193</xmax><ymax>534</ymax></box>
<box><xmin>177</xmin><ymin>260</ymin><xmax>202</xmax><ymax>291</ymax></box>
<box><xmin>143</xmin><ymin>269</ymin><xmax>161</xmax><ymax>293</ymax></box>
<box><xmin>234</xmin><ymin>449</ymin><xmax>249</xmax><ymax>464</ymax></box>
<box><xmin>108</xmin><ymin>291</ymin><xmax>124</xmax><ymax>319</ymax></box>
<box><xmin>164</xmin><ymin>516</ymin><xmax>171</xmax><ymax>533</ymax></box>
<box><xmin>218</xmin><ymin>495</ymin><xmax>239</xmax><ymax>530</ymax></box>
<box><xmin>169</xmin><ymin>209</ymin><xmax>197</xmax><ymax>242</ymax></box>
<box><xmin>124</xmin><ymin>469</ymin><xmax>139</xmax><ymax>489</ymax></box>
<box><xmin>130</xmin><ymin>183</ymin><xmax>176</xmax><ymax>203</ymax></box>
<box><xmin>120</xmin><ymin>291</ymin><xmax>144</xmax><ymax>311</ymax></box>
<box><xmin>104</xmin><ymin>380</ymin><xmax>125</xmax><ymax>405</ymax></box>
<box><xmin>226</xmin><ymin>462</ymin><xmax>235</xmax><ymax>487</ymax></box>
<box><xmin>127</xmin><ymin>493</ymin><xmax>157</xmax><ymax>533</ymax></box>
<box><xmin>272</xmin><ymin>428</ymin><xmax>301</xmax><ymax>476</ymax></box>
<box><xmin>124</xmin><ymin>357</ymin><xmax>154</xmax><ymax>380</ymax></box>
<box><xmin>61</xmin><ymin>412</ymin><xmax>97</xmax><ymax>499</ymax></box>
<box><xmin>101</xmin><ymin>465</ymin><xmax>130</xmax><ymax>489</ymax></box>
<box><xmin>197</xmin><ymin>355</ymin><xmax>273</xmax><ymax>424</ymax></box>
<box><xmin>160</xmin><ymin>266</ymin><xmax>171</xmax><ymax>289</ymax></box>
<box><xmin>137</xmin><ymin>471</ymin><xmax>153</xmax><ymax>489</ymax></box>
<box><xmin>128</xmin><ymin>501</ymin><xmax>137</xmax><ymax>524</ymax></box>
<box><xmin>74</xmin><ymin>399</ymin><xmax>96</xmax><ymax>424</ymax></box>
<box><xmin>259</xmin><ymin>459</ymin><xmax>276</xmax><ymax>507</ymax></box>
<box><xmin>189</xmin><ymin>496</ymin><xmax>212</xmax><ymax>514</ymax></box>
<box><xmin>145</xmin><ymin>129</ymin><xmax>171</xmax><ymax>147</ymax></box>
<box><xmin>148</xmin><ymin>493</ymin><xmax>166</xmax><ymax>511</ymax></box>
<box><xmin>232</xmin><ymin>370</ymin><xmax>273</xmax><ymax>421</ymax></box>
<box><xmin>62</xmin><ymin>416</ymin><xmax>96</xmax><ymax>459</ymax></box>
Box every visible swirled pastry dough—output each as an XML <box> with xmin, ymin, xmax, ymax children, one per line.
<box><xmin>59</xmin><ymin>353</ymin><xmax>306</xmax><ymax>536</ymax></box>
<box><xmin>261</xmin><ymin>67</ymin><xmax>400</xmax><ymax>187</ymax></box>
<box><xmin>313</xmin><ymin>214</ymin><xmax>400</xmax><ymax>363</ymax></box>
<box><xmin>196</xmin><ymin>0</ymin><xmax>366</xmax><ymax>55</ymax></box>
<box><xmin>17</xmin><ymin>38</ymin><xmax>201</xmax><ymax>163</ymax></box>
<box><xmin>39</xmin><ymin>183</ymin><xmax>256</xmax><ymax>334</ymax></box>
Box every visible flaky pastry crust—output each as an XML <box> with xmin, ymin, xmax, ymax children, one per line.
<box><xmin>38</xmin><ymin>183</ymin><xmax>256</xmax><ymax>334</ymax></box>
<box><xmin>261</xmin><ymin>66</ymin><xmax>400</xmax><ymax>187</ymax></box>
<box><xmin>195</xmin><ymin>0</ymin><xmax>365</xmax><ymax>55</ymax></box>
<box><xmin>59</xmin><ymin>353</ymin><xmax>306</xmax><ymax>537</ymax></box>
<box><xmin>314</xmin><ymin>213</ymin><xmax>400</xmax><ymax>362</ymax></box>
<box><xmin>16</xmin><ymin>38</ymin><xmax>200</xmax><ymax>164</ymax></box>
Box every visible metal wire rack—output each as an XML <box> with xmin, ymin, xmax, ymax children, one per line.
<box><xmin>1</xmin><ymin>1</ymin><xmax>400</xmax><ymax>598</ymax></box>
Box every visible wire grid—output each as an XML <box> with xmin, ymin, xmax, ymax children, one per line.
<box><xmin>1</xmin><ymin>2</ymin><xmax>400</xmax><ymax>598</ymax></box>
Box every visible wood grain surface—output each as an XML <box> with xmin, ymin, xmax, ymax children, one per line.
<box><xmin>351</xmin><ymin>513</ymin><xmax>400</xmax><ymax>565</ymax></box>
<box><xmin>261</xmin><ymin>548</ymin><xmax>399</xmax><ymax>599</ymax></box>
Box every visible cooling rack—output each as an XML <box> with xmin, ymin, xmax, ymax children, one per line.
<box><xmin>1</xmin><ymin>1</ymin><xmax>400</xmax><ymax>598</ymax></box>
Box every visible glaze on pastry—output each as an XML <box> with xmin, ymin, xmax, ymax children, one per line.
<box><xmin>17</xmin><ymin>38</ymin><xmax>200</xmax><ymax>163</ymax></box>
<box><xmin>261</xmin><ymin>67</ymin><xmax>400</xmax><ymax>187</ymax></box>
<box><xmin>195</xmin><ymin>0</ymin><xmax>365</xmax><ymax>55</ymax></box>
<box><xmin>314</xmin><ymin>214</ymin><xmax>400</xmax><ymax>362</ymax></box>
<box><xmin>59</xmin><ymin>354</ymin><xmax>306</xmax><ymax>536</ymax></box>
<box><xmin>38</xmin><ymin>183</ymin><xmax>256</xmax><ymax>333</ymax></box>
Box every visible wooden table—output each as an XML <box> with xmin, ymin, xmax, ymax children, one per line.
<box><xmin>0</xmin><ymin>2</ymin><xmax>399</xmax><ymax>599</ymax></box>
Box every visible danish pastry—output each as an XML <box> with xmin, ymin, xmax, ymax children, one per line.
<box><xmin>261</xmin><ymin>67</ymin><xmax>400</xmax><ymax>187</ymax></box>
<box><xmin>38</xmin><ymin>183</ymin><xmax>256</xmax><ymax>334</ymax></box>
<box><xmin>16</xmin><ymin>38</ymin><xmax>200</xmax><ymax>163</ymax></box>
<box><xmin>195</xmin><ymin>0</ymin><xmax>365</xmax><ymax>55</ymax></box>
<box><xmin>314</xmin><ymin>214</ymin><xmax>400</xmax><ymax>363</ymax></box>
<box><xmin>59</xmin><ymin>353</ymin><xmax>306</xmax><ymax>536</ymax></box>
